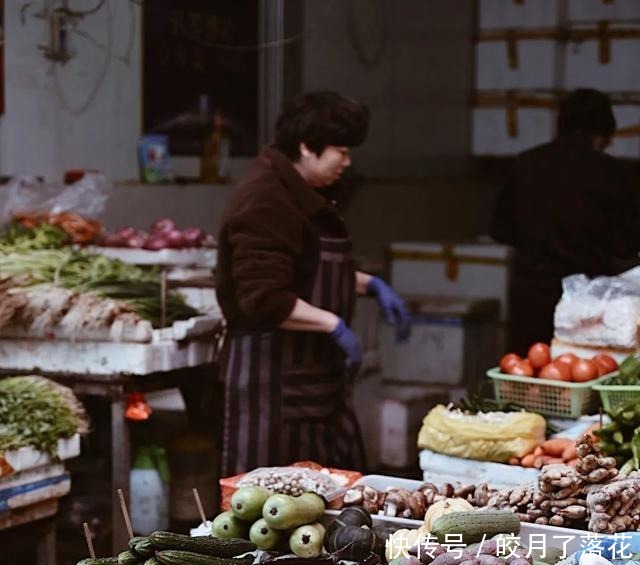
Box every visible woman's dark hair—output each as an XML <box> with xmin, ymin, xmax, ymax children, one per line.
<box><xmin>557</xmin><ymin>88</ymin><xmax>616</xmax><ymax>137</ymax></box>
<box><xmin>274</xmin><ymin>91</ymin><xmax>370</xmax><ymax>159</ymax></box>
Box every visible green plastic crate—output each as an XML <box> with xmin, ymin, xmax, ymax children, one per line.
<box><xmin>592</xmin><ymin>378</ymin><xmax>640</xmax><ymax>412</ymax></box>
<box><xmin>487</xmin><ymin>367</ymin><xmax>611</xmax><ymax>418</ymax></box>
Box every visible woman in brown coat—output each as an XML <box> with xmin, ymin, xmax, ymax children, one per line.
<box><xmin>216</xmin><ymin>91</ymin><xmax>411</xmax><ymax>475</ymax></box>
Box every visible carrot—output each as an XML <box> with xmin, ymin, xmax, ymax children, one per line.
<box><xmin>533</xmin><ymin>446</ymin><xmax>544</xmax><ymax>456</ymax></box>
<box><xmin>508</xmin><ymin>457</ymin><xmax>521</xmax><ymax>466</ymax></box>
<box><xmin>545</xmin><ymin>457</ymin><xmax>564</xmax><ymax>465</ymax></box>
<box><xmin>534</xmin><ymin>455</ymin><xmax>556</xmax><ymax>469</ymax></box>
<box><xmin>521</xmin><ymin>454</ymin><xmax>536</xmax><ymax>467</ymax></box>
<box><xmin>562</xmin><ymin>443</ymin><xmax>578</xmax><ymax>462</ymax></box>
<box><xmin>567</xmin><ymin>458</ymin><xmax>579</xmax><ymax>467</ymax></box>
<box><xmin>541</xmin><ymin>438</ymin><xmax>573</xmax><ymax>457</ymax></box>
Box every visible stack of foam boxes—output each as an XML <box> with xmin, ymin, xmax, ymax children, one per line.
<box><xmin>473</xmin><ymin>0</ymin><xmax>640</xmax><ymax>160</ymax></box>
<box><xmin>376</xmin><ymin>241</ymin><xmax>510</xmax><ymax>472</ymax></box>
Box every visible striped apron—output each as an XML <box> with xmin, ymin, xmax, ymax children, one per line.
<box><xmin>221</xmin><ymin>236</ymin><xmax>367</xmax><ymax>476</ymax></box>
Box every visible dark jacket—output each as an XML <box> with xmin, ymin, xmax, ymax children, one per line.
<box><xmin>490</xmin><ymin>132</ymin><xmax>640</xmax><ymax>278</ymax></box>
<box><xmin>216</xmin><ymin>146</ymin><xmax>349</xmax><ymax>332</ymax></box>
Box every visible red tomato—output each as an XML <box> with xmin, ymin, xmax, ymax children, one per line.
<box><xmin>572</xmin><ymin>359</ymin><xmax>599</xmax><ymax>382</ymax></box>
<box><xmin>500</xmin><ymin>353</ymin><xmax>521</xmax><ymax>373</ymax></box>
<box><xmin>509</xmin><ymin>359</ymin><xmax>535</xmax><ymax>377</ymax></box>
<box><xmin>593</xmin><ymin>354</ymin><xmax>619</xmax><ymax>376</ymax></box>
<box><xmin>528</xmin><ymin>342</ymin><xmax>551</xmax><ymax>370</ymax></box>
<box><xmin>539</xmin><ymin>361</ymin><xmax>572</xmax><ymax>382</ymax></box>
<box><xmin>555</xmin><ymin>353</ymin><xmax>579</xmax><ymax>369</ymax></box>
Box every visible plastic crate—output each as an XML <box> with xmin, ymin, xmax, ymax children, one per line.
<box><xmin>592</xmin><ymin>378</ymin><xmax>640</xmax><ymax>412</ymax></box>
<box><xmin>487</xmin><ymin>368</ymin><xmax>610</xmax><ymax>418</ymax></box>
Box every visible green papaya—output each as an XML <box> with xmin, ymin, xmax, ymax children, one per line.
<box><xmin>231</xmin><ymin>487</ymin><xmax>271</xmax><ymax>521</ymax></box>
<box><xmin>211</xmin><ymin>511</ymin><xmax>249</xmax><ymax>540</ymax></box>
<box><xmin>249</xmin><ymin>518</ymin><xmax>283</xmax><ymax>550</ymax></box>
<box><xmin>262</xmin><ymin>492</ymin><xmax>325</xmax><ymax>530</ymax></box>
<box><xmin>289</xmin><ymin>523</ymin><xmax>325</xmax><ymax>558</ymax></box>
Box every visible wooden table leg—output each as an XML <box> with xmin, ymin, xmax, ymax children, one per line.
<box><xmin>35</xmin><ymin>517</ymin><xmax>56</xmax><ymax>565</ymax></box>
<box><xmin>111</xmin><ymin>386</ymin><xmax>131</xmax><ymax>554</ymax></box>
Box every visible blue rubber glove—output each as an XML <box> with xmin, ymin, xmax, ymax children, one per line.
<box><xmin>329</xmin><ymin>318</ymin><xmax>362</xmax><ymax>378</ymax></box>
<box><xmin>367</xmin><ymin>276</ymin><xmax>412</xmax><ymax>341</ymax></box>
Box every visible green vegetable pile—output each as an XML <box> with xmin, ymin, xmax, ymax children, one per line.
<box><xmin>0</xmin><ymin>221</ymin><xmax>68</xmax><ymax>252</ymax></box>
<box><xmin>600</xmin><ymin>354</ymin><xmax>640</xmax><ymax>385</ymax></box>
<box><xmin>0</xmin><ymin>376</ymin><xmax>89</xmax><ymax>457</ymax></box>
<box><xmin>0</xmin><ymin>249</ymin><xmax>198</xmax><ymax>327</ymax></box>
<box><xmin>595</xmin><ymin>401</ymin><xmax>640</xmax><ymax>474</ymax></box>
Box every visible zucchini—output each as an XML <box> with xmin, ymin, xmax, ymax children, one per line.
<box><xmin>134</xmin><ymin>538</ymin><xmax>156</xmax><ymax>559</ymax></box>
<box><xmin>77</xmin><ymin>559</ymin><xmax>119</xmax><ymax>565</ymax></box>
<box><xmin>149</xmin><ymin>531</ymin><xmax>256</xmax><ymax>557</ymax></box>
<box><xmin>118</xmin><ymin>550</ymin><xmax>140</xmax><ymax>565</ymax></box>
<box><xmin>431</xmin><ymin>510</ymin><xmax>520</xmax><ymax>544</ymax></box>
<box><xmin>262</xmin><ymin>493</ymin><xmax>325</xmax><ymax>530</ymax></box>
<box><xmin>156</xmin><ymin>551</ymin><xmax>254</xmax><ymax>565</ymax></box>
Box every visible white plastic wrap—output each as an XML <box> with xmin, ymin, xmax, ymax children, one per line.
<box><xmin>554</xmin><ymin>270</ymin><xmax>640</xmax><ymax>349</ymax></box>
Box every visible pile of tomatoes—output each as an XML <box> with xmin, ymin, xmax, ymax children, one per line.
<box><xmin>499</xmin><ymin>343</ymin><xmax>619</xmax><ymax>383</ymax></box>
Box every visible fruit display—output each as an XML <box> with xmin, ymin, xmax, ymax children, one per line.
<box><xmin>100</xmin><ymin>218</ymin><xmax>211</xmax><ymax>250</ymax></box>
<box><xmin>498</xmin><ymin>343</ymin><xmax>618</xmax><ymax>383</ymax></box>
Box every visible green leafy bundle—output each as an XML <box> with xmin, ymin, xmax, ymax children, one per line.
<box><xmin>0</xmin><ymin>376</ymin><xmax>89</xmax><ymax>457</ymax></box>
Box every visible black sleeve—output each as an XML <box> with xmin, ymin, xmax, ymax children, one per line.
<box><xmin>609</xmin><ymin>159</ymin><xmax>640</xmax><ymax>258</ymax></box>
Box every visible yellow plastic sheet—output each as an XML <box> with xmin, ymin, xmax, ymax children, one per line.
<box><xmin>417</xmin><ymin>404</ymin><xmax>546</xmax><ymax>462</ymax></box>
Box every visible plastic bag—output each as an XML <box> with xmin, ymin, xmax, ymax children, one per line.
<box><xmin>417</xmin><ymin>404</ymin><xmax>546</xmax><ymax>462</ymax></box>
<box><xmin>0</xmin><ymin>173</ymin><xmax>112</xmax><ymax>225</ymax></box>
<box><xmin>237</xmin><ymin>466</ymin><xmax>345</xmax><ymax>500</ymax></box>
<box><xmin>554</xmin><ymin>271</ymin><xmax>640</xmax><ymax>350</ymax></box>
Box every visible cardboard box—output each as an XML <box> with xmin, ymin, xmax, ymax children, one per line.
<box><xmin>380</xmin><ymin>296</ymin><xmax>501</xmax><ymax>388</ymax></box>
<box><xmin>379</xmin><ymin>386</ymin><xmax>449</xmax><ymax>469</ymax></box>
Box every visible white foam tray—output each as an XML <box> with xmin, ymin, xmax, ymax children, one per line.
<box><xmin>0</xmin><ymin>435</ymin><xmax>80</xmax><ymax>478</ymax></box>
<box><xmin>89</xmin><ymin>246</ymin><xmax>217</xmax><ymax>267</ymax></box>
<box><xmin>0</xmin><ymin>337</ymin><xmax>216</xmax><ymax>375</ymax></box>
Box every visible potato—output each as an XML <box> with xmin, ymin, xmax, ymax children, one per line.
<box><xmin>476</xmin><ymin>556</ymin><xmax>504</xmax><ymax>565</ymax></box>
<box><xmin>467</xmin><ymin>540</ymin><xmax>498</xmax><ymax>556</ymax></box>
<box><xmin>432</xmin><ymin>551</ymin><xmax>472</xmax><ymax>565</ymax></box>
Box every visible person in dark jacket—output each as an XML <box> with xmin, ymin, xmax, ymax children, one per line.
<box><xmin>216</xmin><ymin>91</ymin><xmax>411</xmax><ymax>475</ymax></box>
<box><xmin>490</xmin><ymin>88</ymin><xmax>640</xmax><ymax>356</ymax></box>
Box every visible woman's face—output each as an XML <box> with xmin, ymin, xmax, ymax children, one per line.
<box><xmin>296</xmin><ymin>145</ymin><xmax>352</xmax><ymax>187</ymax></box>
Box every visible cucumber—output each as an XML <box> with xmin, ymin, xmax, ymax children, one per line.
<box><xmin>118</xmin><ymin>550</ymin><xmax>140</xmax><ymax>565</ymax></box>
<box><xmin>134</xmin><ymin>538</ymin><xmax>156</xmax><ymax>559</ymax></box>
<box><xmin>431</xmin><ymin>510</ymin><xmax>520</xmax><ymax>544</ymax></box>
<box><xmin>249</xmin><ymin>519</ymin><xmax>282</xmax><ymax>551</ymax></box>
<box><xmin>77</xmin><ymin>559</ymin><xmax>120</xmax><ymax>565</ymax></box>
<box><xmin>289</xmin><ymin>522</ymin><xmax>325</xmax><ymax>558</ymax></box>
<box><xmin>129</xmin><ymin>537</ymin><xmax>148</xmax><ymax>552</ymax></box>
<box><xmin>211</xmin><ymin>511</ymin><xmax>249</xmax><ymax>539</ymax></box>
<box><xmin>149</xmin><ymin>531</ymin><xmax>256</xmax><ymax>557</ymax></box>
<box><xmin>231</xmin><ymin>487</ymin><xmax>271</xmax><ymax>522</ymax></box>
<box><xmin>262</xmin><ymin>493</ymin><xmax>325</xmax><ymax>530</ymax></box>
<box><xmin>156</xmin><ymin>551</ymin><xmax>254</xmax><ymax>565</ymax></box>
<box><xmin>144</xmin><ymin>559</ymin><xmax>160</xmax><ymax>565</ymax></box>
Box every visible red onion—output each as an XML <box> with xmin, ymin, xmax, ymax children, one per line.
<box><xmin>166</xmin><ymin>229</ymin><xmax>186</xmax><ymax>249</ymax></box>
<box><xmin>127</xmin><ymin>235</ymin><xmax>146</xmax><ymax>248</ymax></box>
<box><xmin>143</xmin><ymin>236</ymin><xmax>169</xmax><ymax>250</ymax></box>
<box><xmin>182</xmin><ymin>227</ymin><xmax>205</xmax><ymax>247</ymax></box>
<box><xmin>118</xmin><ymin>226</ymin><xmax>137</xmax><ymax>239</ymax></box>
<box><xmin>150</xmin><ymin>217</ymin><xmax>175</xmax><ymax>235</ymax></box>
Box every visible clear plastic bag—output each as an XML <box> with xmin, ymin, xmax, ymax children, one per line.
<box><xmin>0</xmin><ymin>173</ymin><xmax>112</xmax><ymax>225</ymax></box>
<box><xmin>554</xmin><ymin>271</ymin><xmax>640</xmax><ymax>349</ymax></box>
<box><xmin>237</xmin><ymin>466</ymin><xmax>346</xmax><ymax>501</ymax></box>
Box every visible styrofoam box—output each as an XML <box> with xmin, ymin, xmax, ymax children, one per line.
<box><xmin>379</xmin><ymin>296</ymin><xmax>501</xmax><ymax>387</ymax></box>
<box><xmin>390</xmin><ymin>242</ymin><xmax>511</xmax><ymax>321</ymax></box>
<box><xmin>1</xmin><ymin>434</ymin><xmax>80</xmax><ymax>478</ymax></box>
<box><xmin>88</xmin><ymin>246</ymin><xmax>217</xmax><ymax>268</ymax></box>
<box><xmin>476</xmin><ymin>41</ymin><xmax>557</xmax><ymax>90</ymax></box>
<box><xmin>569</xmin><ymin>0</ymin><xmax>640</xmax><ymax>21</ymax></box>
<box><xmin>473</xmin><ymin>107</ymin><xmax>556</xmax><ymax>156</ymax></box>
<box><xmin>479</xmin><ymin>0</ymin><xmax>558</xmax><ymax>29</ymax></box>
<box><xmin>324</xmin><ymin>475</ymin><xmax>598</xmax><ymax>555</ymax></box>
<box><xmin>379</xmin><ymin>387</ymin><xmax>450</xmax><ymax>469</ymax></box>
<box><xmin>609</xmin><ymin>105</ymin><xmax>640</xmax><ymax>160</ymax></box>
<box><xmin>0</xmin><ymin>464</ymin><xmax>70</xmax><ymax>511</ymax></box>
<box><xmin>565</xmin><ymin>33</ymin><xmax>640</xmax><ymax>91</ymax></box>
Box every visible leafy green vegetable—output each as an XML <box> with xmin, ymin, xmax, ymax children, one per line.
<box><xmin>0</xmin><ymin>376</ymin><xmax>89</xmax><ymax>456</ymax></box>
<box><xmin>0</xmin><ymin>221</ymin><xmax>68</xmax><ymax>252</ymax></box>
<box><xmin>601</xmin><ymin>354</ymin><xmax>640</xmax><ymax>385</ymax></box>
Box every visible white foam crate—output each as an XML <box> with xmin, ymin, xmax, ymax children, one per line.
<box><xmin>88</xmin><ymin>246</ymin><xmax>217</xmax><ymax>268</ymax></box>
<box><xmin>569</xmin><ymin>0</ymin><xmax>640</xmax><ymax>21</ymax></box>
<box><xmin>0</xmin><ymin>435</ymin><xmax>80</xmax><ymax>478</ymax></box>
<box><xmin>0</xmin><ymin>337</ymin><xmax>216</xmax><ymax>375</ymax></box>
<box><xmin>479</xmin><ymin>0</ymin><xmax>558</xmax><ymax>29</ymax></box>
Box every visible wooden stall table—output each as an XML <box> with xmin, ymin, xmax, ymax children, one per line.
<box><xmin>0</xmin><ymin>499</ymin><xmax>58</xmax><ymax>565</ymax></box>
